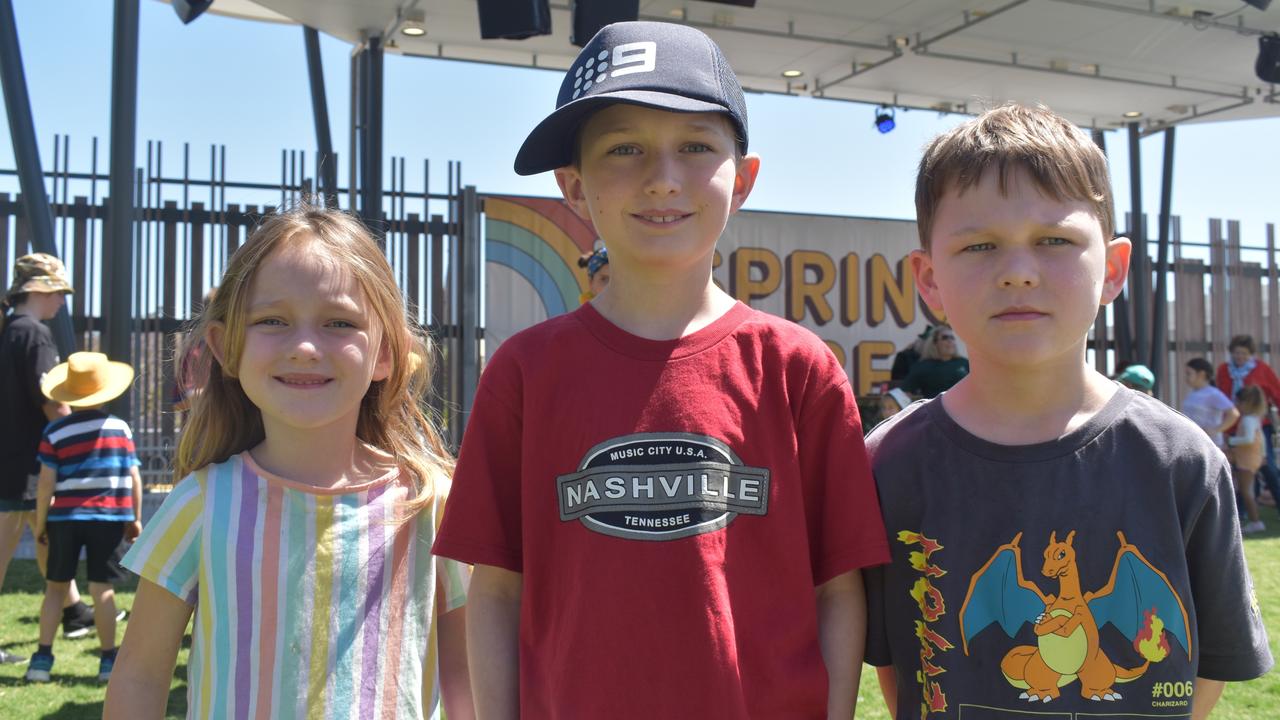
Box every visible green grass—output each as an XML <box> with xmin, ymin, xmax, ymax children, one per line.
<box><xmin>0</xmin><ymin>529</ymin><xmax>1277</xmax><ymax>719</ymax></box>
<box><xmin>0</xmin><ymin>559</ymin><xmax>189</xmax><ymax>719</ymax></box>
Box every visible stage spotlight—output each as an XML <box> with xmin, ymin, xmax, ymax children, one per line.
<box><xmin>172</xmin><ymin>0</ymin><xmax>214</xmax><ymax>25</ymax></box>
<box><xmin>874</xmin><ymin>106</ymin><xmax>896</xmax><ymax>134</ymax></box>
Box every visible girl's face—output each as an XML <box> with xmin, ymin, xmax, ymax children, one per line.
<box><xmin>879</xmin><ymin>396</ymin><xmax>902</xmax><ymax>418</ymax></box>
<box><xmin>220</xmin><ymin>240</ymin><xmax>391</xmax><ymax>438</ymax></box>
<box><xmin>589</xmin><ymin>264</ymin><xmax>611</xmax><ymax>296</ymax></box>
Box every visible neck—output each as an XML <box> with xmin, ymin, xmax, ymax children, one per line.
<box><xmin>942</xmin><ymin>342</ymin><xmax>1116</xmax><ymax>445</ymax></box>
<box><xmin>590</xmin><ymin>260</ymin><xmax>735</xmax><ymax>340</ymax></box>
<box><xmin>251</xmin><ymin>418</ymin><xmax>369</xmax><ymax>488</ymax></box>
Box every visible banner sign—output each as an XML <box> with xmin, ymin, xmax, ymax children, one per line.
<box><xmin>484</xmin><ymin>196</ymin><xmax>943</xmax><ymax>395</ymax></box>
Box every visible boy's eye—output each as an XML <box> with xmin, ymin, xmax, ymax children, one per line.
<box><xmin>961</xmin><ymin>242</ymin><xmax>995</xmax><ymax>252</ymax></box>
<box><xmin>606</xmin><ymin>144</ymin><xmax>640</xmax><ymax>156</ymax></box>
<box><xmin>684</xmin><ymin>142</ymin><xmax>713</xmax><ymax>153</ymax></box>
<box><xmin>1040</xmin><ymin>236</ymin><xmax>1072</xmax><ymax>246</ymax></box>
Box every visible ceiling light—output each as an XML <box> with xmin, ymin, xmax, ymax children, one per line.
<box><xmin>874</xmin><ymin>106</ymin><xmax>896</xmax><ymax>134</ymax></box>
<box><xmin>781</xmin><ymin>69</ymin><xmax>804</xmax><ymax>78</ymax></box>
<box><xmin>1122</xmin><ymin>110</ymin><xmax>1143</xmax><ymax>118</ymax></box>
<box><xmin>401</xmin><ymin>9</ymin><xmax>426</xmax><ymax>36</ymax></box>
<box><xmin>893</xmin><ymin>36</ymin><xmax>910</xmax><ymax>48</ymax></box>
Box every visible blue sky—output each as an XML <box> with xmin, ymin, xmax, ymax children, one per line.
<box><xmin>2</xmin><ymin>0</ymin><xmax>1278</xmax><ymax>263</ymax></box>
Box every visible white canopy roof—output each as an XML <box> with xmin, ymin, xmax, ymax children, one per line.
<box><xmin>190</xmin><ymin>0</ymin><xmax>1280</xmax><ymax>130</ymax></box>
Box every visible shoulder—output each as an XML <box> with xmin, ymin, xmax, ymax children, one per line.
<box><xmin>865</xmin><ymin>397</ymin><xmax>933</xmax><ymax>462</ymax></box>
<box><xmin>732</xmin><ymin>306</ymin><xmax>843</xmax><ymax>374</ymax></box>
<box><xmin>1111</xmin><ymin>391</ymin><xmax>1227</xmax><ymax>474</ymax></box>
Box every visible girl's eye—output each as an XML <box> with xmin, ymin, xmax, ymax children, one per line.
<box><xmin>329</xmin><ymin>319</ymin><xmax>357</xmax><ymax>329</ymax></box>
<box><xmin>254</xmin><ymin>317</ymin><xmax>284</xmax><ymax>327</ymax></box>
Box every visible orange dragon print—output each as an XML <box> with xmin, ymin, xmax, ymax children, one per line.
<box><xmin>959</xmin><ymin>530</ymin><xmax>1190</xmax><ymax>704</ymax></box>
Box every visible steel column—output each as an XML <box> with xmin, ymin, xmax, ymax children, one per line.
<box><xmin>1150</xmin><ymin>127</ymin><xmax>1175</xmax><ymax>392</ymax></box>
<box><xmin>355</xmin><ymin>36</ymin><xmax>383</xmax><ymax>233</ymax></box>
<box><xmin>0</xmin><ymin>0</ymin><xmax>75</xmax><ymax>354</ymax></box>
<box><xmin>106</xmin><ymin>0</ymin><xmax>139</xmax><ymax>421</ymax></box>
<box><xmin>1127</xmin><ymin>122</ymin><xmax>1148</xmax><ymax>366</ymax></box>
<box><xmin>457</xmin><ymin>186</ymin><xmax>481</xmax><ymax>438</ymax></box>
<box><xmin>304</xmin><ymin>27</ymin><xmax>338</xmax><ymax>207</ymax></box>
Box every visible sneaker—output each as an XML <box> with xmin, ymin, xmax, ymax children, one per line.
<box><xmin>1243</xmin><ymin>520</ymin><xmax>1266</xmax><ymax>534</ymax></box>
<box><xmin>0</xmin><ymin>648</ymin><xmax>26</xmax><ymax>664</ymax></box>
<box><xmin>97</xmin><ymin>652</ymin><xmax>115</xmax><ymax>682</ymax></box>
<box><xmin>24</xmin><ymin>651</ymin><xmax>54</xmax><ymax>682</ymax></box>
<box><xmin>62</xmin><ymin>603</ymin><xmax>94</xmax><ymax>639</ymax></box>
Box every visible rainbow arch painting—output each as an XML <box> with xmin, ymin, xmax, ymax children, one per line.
<box><xmin>485</xmin><ymin>196</ymin><xmax>597</xmax><ymax>320</ymax></box>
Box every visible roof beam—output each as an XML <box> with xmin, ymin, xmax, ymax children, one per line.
<box><xmin>1047</xmin><ymin>0</ymin><xmax>1272</xmax><ymax>37</ymax></box>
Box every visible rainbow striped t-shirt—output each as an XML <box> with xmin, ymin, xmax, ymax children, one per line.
<box><xmin>122</xmin><ymin>452</ymin><xmax>469</xmax><ymax>720</ymax></box>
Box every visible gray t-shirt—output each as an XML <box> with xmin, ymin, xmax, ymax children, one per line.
<box><xmin>865</xmin><ymin>387</ymin><xmax>1272</xmax><ymax>718</ymax></box>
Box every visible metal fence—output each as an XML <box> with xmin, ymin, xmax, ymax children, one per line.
<box><xmin>1</xmin><ymin>135</ymin><xmax>482</xmax><ymax>485</ymax></box>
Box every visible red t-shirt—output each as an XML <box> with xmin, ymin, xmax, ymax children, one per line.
<box><xmin>434</xmin><ymin>302</ymin><xmax>889</xmax><ymax>718</ymax></box>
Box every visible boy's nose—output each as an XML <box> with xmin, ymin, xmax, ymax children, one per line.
<box><xmin>643</xmin><ymin>154</ymin><xmax>681</xmax><ymax>196</ymax></box>
<box><xmin>996</xmin><ymin>250</ymin><xmax>1040</xmax><ymax>288</ymax></box>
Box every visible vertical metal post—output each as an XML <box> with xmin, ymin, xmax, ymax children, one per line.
<box><xmin>356</xmin><ymin>36</ymin><xmax>383</xmax><ymax>234</ymax></box>
<box><xmin>1150</xmin><ymin>127</ymin><xmax>1175</xmax><ymax>392</ymax></box>
<box><xmin>303</xmin><ymin>27</ymin><xmax>338</xmax><ymax>207</ymax></box>
<box><xmin>457</xmin><ymin>186</ymin><xmax>481</xmax><ymax>438</ymax></box>
<box><xmin>1091</xmin><ymin>129</ymin><xmax>1122</xmax><ymax>372</ymax></box>
<box><xmin>107</xmin><ymin>0</ymin><xmax>139</xmax><ymax>421</ymax></box>
<box><xmin>1127</xmin><ymin>122</ymin><xmax>1148</xmax><ymax>366</ymax></box>
<box><xmin>0</xmin><ymin>0</ymin><xmax>75</xmax><ymax>355</ymax></box>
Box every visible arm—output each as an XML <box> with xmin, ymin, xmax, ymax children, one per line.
<box><xmin>1191</xmin><ymin>678</ymin><xmax>1225</xmax><ymax>719</ymax></box>
<box><xmin>34</xmin><ymin>464</ymin><xmax>56</xmax><ymax>543</ymax></box>
<box><xmin>1212</xmin><ymin>407</ymin><xmax>1241</xmax><ymax>436</ymax></box>
<box><xmin>438</xmin><ymin>605</ymin><xmax>475</xmax><ymax>720</ymax></box>
<box><xmin>467</xmin><ymin>564</ymin><xmax>522</xmax><ymax>720</ymax></box>
<box><xmin>126</xmin><ymin>466</ymin><xmax>144</xmax><ymax>540</ymax></box>
<box><xmin>816</xmin><ymin>569</ymin><xmax>865</xmax><ymax>720</ymax></box>
<box><xmin>875</xmin><ymin>665</ymin><xmax>898</xmax><ymax>717</ymax></box>
<box><xmin>103</xmin><ymin>579</ymin><xmax>194</xmax><ymax>719</ymax></box>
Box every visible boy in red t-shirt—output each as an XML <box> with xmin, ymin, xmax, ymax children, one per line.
<box><xmin>433</xmin><ymin>21</ymin><xmax>889</xmax><ymax>718</ymax></box>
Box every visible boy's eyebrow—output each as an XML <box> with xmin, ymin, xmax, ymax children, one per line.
<box><xmin>948</xmin><ymin>216</ymin><xmax>1092</xmax><ymax>238</ymax></box>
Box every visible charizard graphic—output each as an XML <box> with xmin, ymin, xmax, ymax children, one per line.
<box><xmin>959</xmin><ymin>531</ymin><xmax>1190</xmax><ymax>704</ymax></box>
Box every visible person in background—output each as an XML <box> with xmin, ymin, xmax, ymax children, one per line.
<box><xmin>1217</xmin><ymin>334</ymin><xmax>1280</xmax><ymax>509</ymax></box>
<box><xmin>25</xmin><ymin>352</ymin><xmax>142</xmax><ymax>684</ymax></box>
<box><xmin>0</xmin><ymin>254</ymin><xmax>96</xmax><ymax>665</ymax></box>
<box><xmin>1115</xmin><ymin>363</ymin><xmax>1154</xmax><ymax>395</ymax></box>
<box><xmin>577</xmin><ymin>246</ymin><xmax>610</xmax><ymax>304</ymax></box>
<box><xmin>889</xmin><ymin>326</ymin><xmax>930</xmax><ymax>384</ymax></box>
<box><xmin>899</xmin><ymin>323</ymin><xmax>968</xmax><ymax>399</ymax></box>
<box><xmin>1228</xmin><ymin>385</ymin><xmax>1268</xmax><ymax>534</ymax></box>
<box><xmin>879</xmin><ymin>387</ymin><xmax>914</xmax><ymax>421</ymax></box>
<box><xmin>1182</xmin><ymin>357</ymin><xmax>1239</xmax><ymax>450</ymax></box>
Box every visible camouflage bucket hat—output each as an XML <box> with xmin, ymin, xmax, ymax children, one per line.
<box><xmin>6</xmin><ymin>253</ymin><xmax>74</xmax><ymax>300</ymax></box>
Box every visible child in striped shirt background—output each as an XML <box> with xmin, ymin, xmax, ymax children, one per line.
<box><xmin>103</xmin><ymin>206</ymin><xmax>473</xmax><ymax>719</ymax></box>
<box><xmin>27</xmin><ymin>351</ymin><xmax>142</xmax><ymax>684</ymax></box>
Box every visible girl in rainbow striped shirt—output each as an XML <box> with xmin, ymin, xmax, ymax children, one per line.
<box><xmin>104</xmin><ymin>207</ymin><xmax>473</xmax><ymax>719</ymax></box>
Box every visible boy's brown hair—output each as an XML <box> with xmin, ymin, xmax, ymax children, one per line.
<box><xmin>915</xmin><ymin>104</ymin><xmax>1114</xmax><ymax>250</ymax></box>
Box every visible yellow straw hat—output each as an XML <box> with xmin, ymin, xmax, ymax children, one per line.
<box><xmin>41</xmin><ymin>352</ymin><xmax>135</xmax><ymax>408</ymax></box>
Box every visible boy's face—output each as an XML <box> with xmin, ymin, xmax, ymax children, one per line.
<box><xmin>911</xmin><ymin>166</ymin><xmax>1130</xmax><ymax>373</ymax></box>
<box><xmin>555</xmin><ymin>104</ymin><xmax>759</xmax><ymax>278</ymax></box>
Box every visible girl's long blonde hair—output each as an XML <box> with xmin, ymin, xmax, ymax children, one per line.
<box><xmin>174</xmin><ymin>205</ymin><xmax>453</xmax><ymax>513</ymax></box>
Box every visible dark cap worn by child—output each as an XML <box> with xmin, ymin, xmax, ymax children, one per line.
<box><xmin>514</xmin><ymin>21</ymin><xmax>748</xmax><ymax>175</ymax></box>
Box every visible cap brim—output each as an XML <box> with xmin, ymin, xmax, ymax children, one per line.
<box><xmin>514</xmin><ymin>90</ymin><xmax>732</xmax><ymax>176</ymax></box>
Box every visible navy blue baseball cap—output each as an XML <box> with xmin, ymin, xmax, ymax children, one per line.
<box><xmin>514</xmin><ymin>21</ymin><xmax>749</xmax><ymax>176</ymax></box>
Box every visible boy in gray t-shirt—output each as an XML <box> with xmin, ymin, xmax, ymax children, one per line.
<box><xmin>865</xmin><ymin>105</ymin><xmax>1271</xmax><ymax>718</ymax></box>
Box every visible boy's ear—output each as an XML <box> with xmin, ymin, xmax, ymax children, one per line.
<box><xmin>205</xmin><ymin>321</ymin><xmax>234</xmax><ymax>378</ymax></box>
<box><xmin>1100</xmin><ymin>236</ymin><xmax>1132</xmax><ymax>306</ymax></box>
<box><xmin>554</xmin><ymin>166</ymin><xmax>593</xmax><ymax>224</ymax></box>
<box><xmin>909</xmin><ymin>249</ymin><xmax>945</xmax><ymax>313</ymax></box>
<box><xmin>729</xmin><ymin>154</ymin><xmax>761</xmax><ymax>214</ymax></box>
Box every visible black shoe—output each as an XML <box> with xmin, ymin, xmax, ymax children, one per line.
<box><xmin>0</xmin><ymin>648</ymin><xmax>26</xmax><ymax>664</ymax></box>
<box><xmin>62</xmin><ymin>602</ymin><xmax>94</xmax><ymax>639</ymax></box>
